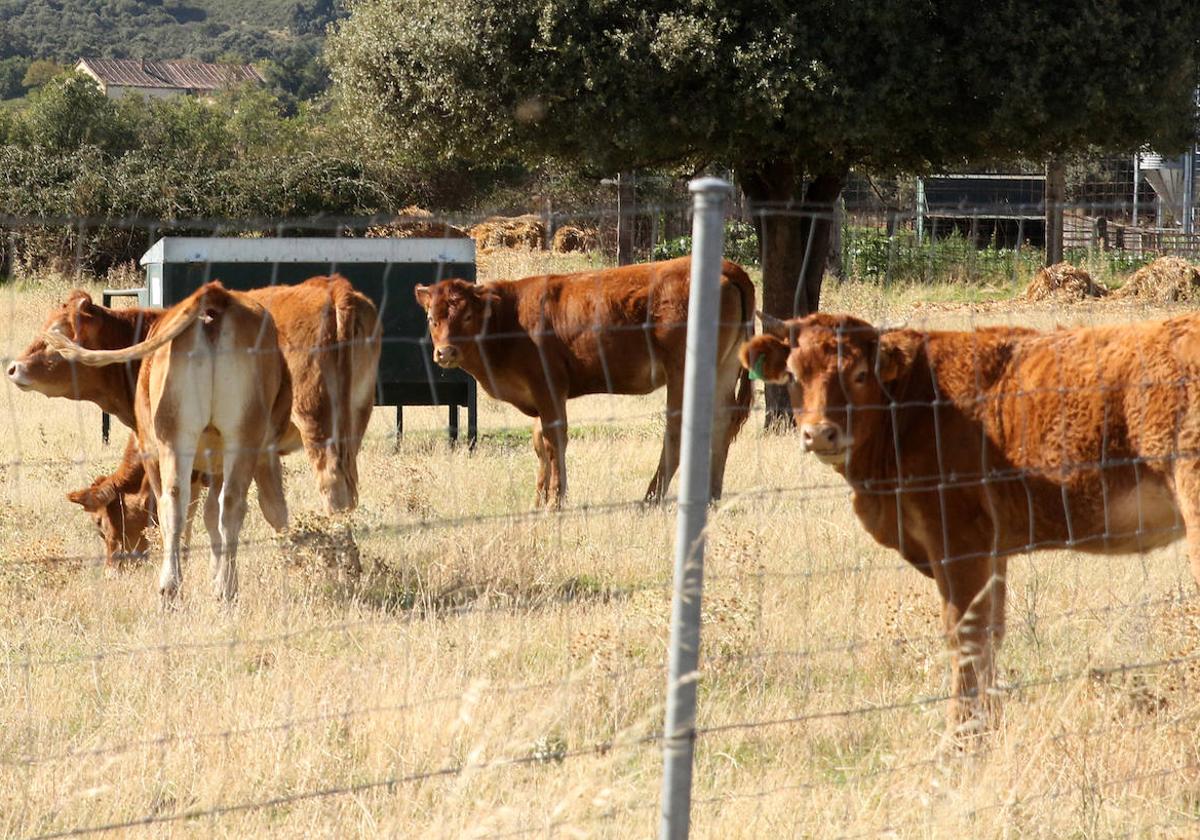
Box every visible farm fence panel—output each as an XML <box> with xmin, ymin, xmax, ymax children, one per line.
<box><xmin>1</xmin><ymin>190</ymin><xmax>1199</xmax><ymax>838</ymax></box>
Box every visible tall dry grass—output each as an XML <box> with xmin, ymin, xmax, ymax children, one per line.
<box><xmin>1</xmin><ymin>255</ymin><xmax>1199</xmax><ymax>838</ymax></box>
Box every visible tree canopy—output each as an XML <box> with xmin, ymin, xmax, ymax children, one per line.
<box><xmin>330</xmin><ymin>0</ymin><xmax>1198</xmax><ymax>175</ymax></box>
<box><xmin>330</xmin><ymin>0</ymin><xmax>1199</xmax><ymax>419</ymax></box>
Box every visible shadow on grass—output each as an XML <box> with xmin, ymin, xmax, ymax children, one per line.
<box><xmin>351</xmin><ymin>559</ymin><xmax>646</xmax><ymax>616</ymax></box>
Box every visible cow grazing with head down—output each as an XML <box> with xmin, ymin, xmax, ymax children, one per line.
<box><xmin>414</xmin><ymin>257</ymin><xmax>754</xmax><ymax>507</ymax></box>
<box><xmin>47</xmin><ymin>281</ymin><xmax>292</xmax><ymax>600</ymax></box>
<box><xmin>66</xmin><ymin>435</ymin><xmax>158</xmax><ymax>569</ymax></box>
<box><xmin>742</xmin><ymin>311</ymin><xmax>1200</xmax><ymax>734</ymax></box>
<box><xmin>10</xmin><ymin>276</ymin><xmax>380</xmax><ymax>569</ymax></box>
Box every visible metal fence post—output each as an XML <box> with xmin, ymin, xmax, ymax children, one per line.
<box><xmin>659</xmin><ymin>176</ymin><xmax>731</xmax><ymax>840</ymax></box>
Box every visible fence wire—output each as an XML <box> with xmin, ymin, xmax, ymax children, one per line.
<box><xmin>3</xmin><ymin>194</ymin><xmax>1200</xmax><ymax>838</ymax></box>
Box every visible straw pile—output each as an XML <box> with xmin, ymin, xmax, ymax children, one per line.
<box><xmin>365</xmin><ymin>206</ymin><xmax>469</xmax><ymax>239</ymax></box>
<box><xmin>1022</xmin><ymin>262</ymin><xmax>1108</xmax><ymax>302</ymax></box>
<box><xmin>469</xmin><ymin>215</ymin><xmax>546</xmax><ymax>252</ymax></box>
<box><xmin>551</xmin><ymin>224</ymin><xmax>600</xmax><ymax>253</ymax></box>
<box><xmin>1112</xmin><ymin>256</ymin><xmax>1200</xmax><ymax>304</ymax></box>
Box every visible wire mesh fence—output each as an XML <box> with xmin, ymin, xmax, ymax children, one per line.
<box><xmin>3</xmin><ymin>185</ymin><xmax>1200</xmax><ymax>838</ymax></box>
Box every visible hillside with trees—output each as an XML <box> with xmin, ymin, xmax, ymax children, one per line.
<box><xmin>0</xmin><ymin>0</ymin><xmax>342</xmax><ymax>103</ymax></box>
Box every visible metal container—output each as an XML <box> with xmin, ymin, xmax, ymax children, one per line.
<box><xmin>101</xmin><ymin>236</ymin><xmax>477</xmax><ymax>445</ymax></box>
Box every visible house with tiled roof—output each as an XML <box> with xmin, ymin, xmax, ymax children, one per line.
<box><xmin>74</xmin><ymin>58</ymin><xmax>264</xmax><ymax>100</ymax></box>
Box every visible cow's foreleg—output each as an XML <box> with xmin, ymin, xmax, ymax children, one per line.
<box><xmin>707</xmin><ymin>359</ymin><xmax>742</xmax><ymax>502</ymax></box>
<box><xmin>157</xmin><ymin>447</ymin><xmax>195</xmax><ymax>600</ymax></box>
<box><xmin>933</xmin><ymin>552</ymin><xmax>1007</xmax><ymax>738</ymax></box>
<box><xmin>645</xmin><ymin>376</ymin><xmax>683</xmax><ymax>504</ymax></box>
<box><xmin>533</xmin><ymin>411</ymin><xmax>568</xmax><ymax>508</ymax></box>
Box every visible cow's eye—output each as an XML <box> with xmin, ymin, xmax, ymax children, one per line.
<box><xmin>853</xmin><ymin>370</ymin><xmax>868</xmax><ymax>385</ymax></box>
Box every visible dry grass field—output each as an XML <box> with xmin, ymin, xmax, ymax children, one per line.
<box><xmin>3</xmin><ymin>251</ymin><xmax>1200</xmax><ymax>838</ymax></box>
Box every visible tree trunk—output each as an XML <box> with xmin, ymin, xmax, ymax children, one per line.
<box><xmin>617</xmin><ymin>171</ymin><xmax>635</xmax><ymax>266</ymax></box>
<box><xmin>738</xmin><ymin>159</ymin><xmax>846</xmax><ymax>426</ymax></box>
<box><xmin>1045</xmin><ymin>157</ymin><xmax>1066</xmax><ymax>266</ymax></box>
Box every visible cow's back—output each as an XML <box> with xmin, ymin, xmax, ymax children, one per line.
<box><xmin>503</xmin><ymin>257</ymin><xmax>743</xmax><ymax>398</ymax></box>
<box><xmin>871</xmin><ymin>318</ymin><xmax>1200</xmax><ymax>563</ymax></box>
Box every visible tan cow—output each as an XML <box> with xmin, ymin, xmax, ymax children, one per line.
<box><xmin>9</xmin><ymin>277</ymin><xmax>380</xmax><ymax>569</ymax></box>
<box><xmin>742</xmin><ymin>311</ymin><xmax>1200</xmax><ymax>734</ymax></box>
<box><xmin>10</xmin><ymin>275</ymin><xmax>380</xmax><ymax>515</ymax></box>
<box><xmin>46</xmin><ymin>282</ymin><xmax>292</xmax><ymax>600</ymax></box>
<box><xmin>415</xmin><ymin>257</ymin><xmax>754</xmax><ymax>506</ymax></box>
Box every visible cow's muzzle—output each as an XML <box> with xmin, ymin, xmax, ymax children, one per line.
<box><xmin>800</xmin><ymin>421</ymin><xmax>848</xmax><ymax>462</ymax></box>
<box><xmin>432</xmin><ymin>345</ymin><xmax>461</xmax><ymax>368</ymax></box>
<box><xmin>6</xmin><ymin>360</ymin><xmax>31</xmax><ymax>389</ymax></box>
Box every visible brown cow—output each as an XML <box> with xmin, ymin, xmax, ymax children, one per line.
<box><xmin>67</xmin><ymin>435</ymin><xmax>158</xmax><ymax>567</ymax></box>
<box><xmin>47</xmin><ymin>281</ymin><xmax>292</xmax><ymax>600</ymax></box>
<box><xmin>414</xmin><ymin>257</ymin><xmax>754</xmax><ymax>506</ymax></box>
<box><xmin>10</xmin><ymin>276</ymin><xmax>379</xmax><ymax>549</ymax></box>
<box><xmin>65</xmin><ymin>435</ymin><xmax>216</xmax><ymax>572</ymax></box>
<box><xmin>741</xmin><ymin>311</ymin><xmax>1200</xmax><ymax>734</ymax></box>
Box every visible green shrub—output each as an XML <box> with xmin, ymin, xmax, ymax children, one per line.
<box><xmin>652</xmin><ymin>219</ymin><xmax>760</xmax><ymax>266</ymax></box>
<box><xmin>842</xmin><ymin>227</ymin><xmax>1043</xmax><ymax>286</ymax></box>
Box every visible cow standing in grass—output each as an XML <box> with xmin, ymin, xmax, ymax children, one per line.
<box><xmin>742</xmin><ymin>311</ymin><xmax>1200</xmax><ymax>735</ymax></box>
<box><xmin>9</xmin><ymin>276</ymin><xmax>380</xmax><ymax>571</ymax></box>
<box><xmin>415</xmin><ymin>257</ymin><xmax>754</xmax><ymax>507</ymax></box>
<box><xmin>47</xmin><ymin>282</ymin><xmax>292</xmax><ymax>600</ymax></box>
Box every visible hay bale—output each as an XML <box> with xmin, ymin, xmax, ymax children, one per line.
<box><xmin>1022</xmin><ymin>262</ymin><xmax>1107</xmax><ymax>302</ymax></box>
<box><xmin>552</xmin><ymin>224</ymin><xmax>600</xmax><ymax>254</ymax></box>
<box><xmin>469</xmin><ymin>215</ymin><xmax>546</xmax><ymax>252</ymax></box>
<box><xmin>1112</xmin><ymin>256</ymin><xmax>1200</xmax><ymax>304</ymax></box>
<box><xmin>365</xmin><ymin>206</ymin><xmax>470</xmax><ymax>240</ymax></box>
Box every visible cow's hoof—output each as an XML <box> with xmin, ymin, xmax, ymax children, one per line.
<box><xmin>213</xmin><ymin>583</ymin><xmax>237</xmax><ymax>603</ymax></box>
<box><xmin>938</xmin><ymin>710</ymin><xmax>993</xmax><ymax>753</ymax></box>
<box><xmin>159</xmin><ymin>575</ymin><xmax>181</xmax><ymax>600</ymax></box>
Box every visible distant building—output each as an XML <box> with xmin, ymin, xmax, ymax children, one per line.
<box><xmin>74</xmin><ymin>58</ymin><xmax>264</xmax><ymax>100</ymax></box>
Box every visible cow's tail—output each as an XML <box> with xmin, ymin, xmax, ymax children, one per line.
<box><xmin>724</xmin><ymin>261</ymin><xmax>755</xmax><ymax>441</ymax></box>
<box><xmin>44</xmin><ymin>285</ymin><xmax>218</xmax><ymax>367</ymax></box>
<box><xmin>330</xmin><ymin>280</ymin><xmax>380</xmax><ymax>511</ymax></box>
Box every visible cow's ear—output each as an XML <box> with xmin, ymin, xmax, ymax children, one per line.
<box><xmin>475</xmin><ymin>284</ymin><xmax>500</xmax><ymax>310</ymax></box>
<box><xmin>876</xmin><ymin>331</ymin><xmax>919</xmax><ymax>382</ymax></box>
<box><xmin>67</xmin><ymin>485</ymin><xmax>110</xmax><ymax>512</ymax></box>
<box><xmin>413</xmin><ymin>285</ymin><xmax>432</xmax><ymax>309</ymax></box>
<box><xmin>739</xmin><ymin>335</ymin><xmax>791</xmax><ymax>384</ymax></box>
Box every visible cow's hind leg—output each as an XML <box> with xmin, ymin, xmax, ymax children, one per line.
<box><xmin>299</xmin><ymin>418</ymin><xmax>354</xmax><ymax>515</ymax></box>
<box><xmin>203</xmin><ymin>473</ymin><xmax>224</xmax><ymax>586</ymax></box>
<box><xmin>1172</xmin><ymin>460</ymin><xmax>1200</xmax><ymax>587</ymax></box>
<box><xmin>212</xmin><ymin>446</ymin><xmax>257</xmax><ymax>601</ymax></box>
<box><xmin>645</xmin><ymin>375</ymin><xmax>683</xmax><ymax>504</ymax></box>
<box><xmin>253</xmin><ymin>456</ymin><xmax>289</xmax><ymax>533</ymax></box>
<box><xmin>707</xmin><ymin>357</ymin><xmax>743</xmax><ymax>501</ymax></box>
<box><xmin>157</xmin><ymin>446</ymin><xmax>196</xmax><ymax>601</ymax></box>
<box><xmin>533</xmin><ymin>418</ymin><xmax>551</xmax><ymax>507</ymax></box>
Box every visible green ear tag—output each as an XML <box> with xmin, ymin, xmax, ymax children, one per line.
<box><xmin>749</xmin><ymin>355</ymin><xmax>766</xmax><ymax>381</ymax></box>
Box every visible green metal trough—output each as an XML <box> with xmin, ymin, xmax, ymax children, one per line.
<box><xmin>100</xmin><ymin>236</ymin><xmax>477</xmax><ymax>446</ymax></box>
